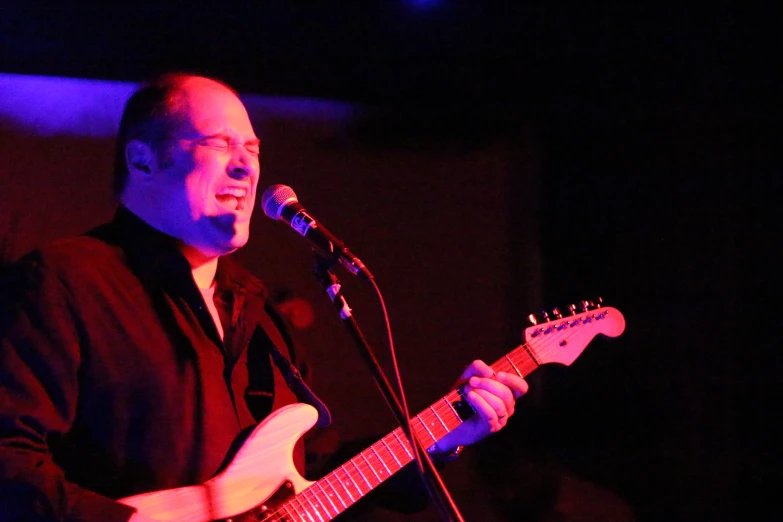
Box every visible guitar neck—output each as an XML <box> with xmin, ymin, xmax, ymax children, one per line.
<box><xmin>275</xmin><ymin>306</ymin><xmax>622</xmax><ymax>521</ymax></box>
<box><xmin>275</xmin><ymin>344</ymin><xmax>539</xmax><ymax>521</ymax></box>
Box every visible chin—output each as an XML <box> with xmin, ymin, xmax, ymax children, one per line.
<box><xmin>225</xmin><ymin>231</ymin><xmax>250</xmax><ymax>251</ymax></box>
<box><xmin>194</xmin><ymin>235</ymin><xmax>248</xmax><ymax>259</ymax></box>
<box><xmin>205</xmin><ymin>218</ymin><xmax>250</xmax><ymax>255</ymax></box>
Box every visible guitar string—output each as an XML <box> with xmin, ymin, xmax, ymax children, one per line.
<box><xmin>266</xmin><ymin>309</ymin><xmax>614</xmax><ymax>521</ymax></box>
<box><xmin>301</xmin><ymin>484</ymin><xmax>325</xmax><ymax>522</ymax></box>
<box><xmin>267</xmin><ymin>432</ymin><xmax>405</xmax><ymax>521</ymax></box>
<box><xmin>314</xmin><ymin>479</ymin><xmax>338</xmax><ymax>519</ymax></box>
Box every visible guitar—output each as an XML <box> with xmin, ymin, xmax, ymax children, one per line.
<box><xmin>121</xmin><ymin>303</ymin><xmax>625</xmax><ymax>521</ymax></box>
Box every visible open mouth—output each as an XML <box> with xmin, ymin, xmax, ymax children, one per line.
<box><xmin>215</xmin><ymin>187</ymin><xmax>249</xmax><ymax>212</ymax></box>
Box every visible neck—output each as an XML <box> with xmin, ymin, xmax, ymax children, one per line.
<box><xmin>120</xmin><ymin>198</ymin><xmax>221</xmax><ymax>289</ymax></box>
<box><xmin>179</xmin><ymin>244</ymin><xmax>219</xmax><ymax>289</ymax></box>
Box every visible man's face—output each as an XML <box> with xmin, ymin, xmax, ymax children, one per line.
<box><xmin>151</xmin><ymin>79</ymin><xmax>261</xmax><ymax>257</ymax></box>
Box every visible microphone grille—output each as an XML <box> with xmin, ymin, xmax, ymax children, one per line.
<box><xmin>261</xmin><ymin>184</ymin><xmax>298</xmax><ymax>220</ymax></box>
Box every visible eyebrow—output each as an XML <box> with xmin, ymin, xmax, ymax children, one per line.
<box><xmin>212</xmin><ymin>133</ymin><xmax>260</xmax><ymax>145</ymax></box>
<box><xmin>199</xmin><ymin>133</ymin><xmax>260</xmax><ymax>146</ymax></box>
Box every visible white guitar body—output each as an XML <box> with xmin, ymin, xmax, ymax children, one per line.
<box><xmin>121</xmin><ymin>404</ymin><xmax>318</xmax><ymax>521</ymax></box>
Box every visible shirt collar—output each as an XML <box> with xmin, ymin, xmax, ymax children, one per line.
<box><xmin>104</xmin><ymin>206</ymin><xmax>264</xmax><ymax>296</ymax></box>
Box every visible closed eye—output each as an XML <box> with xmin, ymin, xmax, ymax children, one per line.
<box><xmin>197</xmin><ymin>136</ymin><xmax>260</xmax><ymax>156</ymax></box>
<box><xmin>198</xmin><ymin>136</ymin><xmax>232</xmax><ymax>152</ymax></box>
<box><xmin>245</xmin><ymin>140</ymin><xmax>260</xmax><ymax>156</ymax></box>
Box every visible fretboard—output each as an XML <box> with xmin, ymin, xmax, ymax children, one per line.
<box><xmin>269</xmin><ymin>341</ymin><xmax>541</xmax><ymax>521</ymax></box>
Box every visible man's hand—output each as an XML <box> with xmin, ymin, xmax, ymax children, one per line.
<box><xmin>433</xmin><ymin>360</ymin><xmax>528</xmax><ymax>454</ymax></box>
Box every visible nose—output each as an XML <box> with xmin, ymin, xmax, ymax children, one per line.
<box><xmin>228</xmin><ymin>147</ymin><xmax>259</xmax><ymax>180</ymax></box>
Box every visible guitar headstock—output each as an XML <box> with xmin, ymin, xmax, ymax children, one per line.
<box><xmin>524</xmin><ymin>300</ymin><xmax>625</xmax><ymax>366</ymax></box>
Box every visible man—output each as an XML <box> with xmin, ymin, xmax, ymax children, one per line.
<box><xmin>0</xmin><ymin>74</ymin><xmax>527</xmax><ymax>521</ymax></box>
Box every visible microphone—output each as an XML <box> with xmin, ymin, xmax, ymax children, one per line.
<box><xmin>261</xmin><ymin>184</ymin><xmax>373</xmax><ymax>280</ymax></box>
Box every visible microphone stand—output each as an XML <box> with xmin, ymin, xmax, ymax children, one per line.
<box><xmin>311</xmin><ymin>251</ymin><xmax>465</xmax><ymax>522</ymax></box>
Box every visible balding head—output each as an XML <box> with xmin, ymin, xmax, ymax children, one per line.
<box><xmin>112</xmin><ymin>73</ymin><xmax>239</xmax><ymax>197</ymax></box>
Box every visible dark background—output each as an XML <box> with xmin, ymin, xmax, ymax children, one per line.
<box><xmin>1</xmin><ymin>4</ymin><xmax>778</xmax><ymax>522</ymax></box>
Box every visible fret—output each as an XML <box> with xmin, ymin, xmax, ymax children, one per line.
<box><xmin>510</xmin><ymin>342</ymin><xmax>542</xmax><ymax>373</ymax></box>
<box><xmin>504</xmin><ymin>354</ymin><xmax>523</xmax><ymax>378</ymax></box>
<box><xmin>430</xmin><ymin>405</ymin><xmax>450</xmax><ymax>434</ymax></box>
<box><xmin>380</xmin><ymin>438</ymin><xmax>402</xmax><ymax>468</ymax></box>
<box><xmin>360</xmin><ymin>452</ymin><xmax>382</xmax><ymax>485</ymax></box>
<box><xmin>290</xmin><ymin>495</ymin><xmax>312</xmax><ymax>522</ymax></box>
<box><xmin>299</xmin><ymin>490</ymin><xmax>322</xmax><ymax>522</ymax></box>
<box><xmin>522</xmin><ymin>340</ymin><xmax>542</xmax><ymax>365</ymax></box>
<box><xmin>351</xmin><ymin>458</ymin><xmax>372</xmax><ymax>492</ymax></box>
<box><xmin>420</xmin><ymin>411</ymin><xmax>441</xmax><ymax>440</ymax></box>
<box><xmin>324</xmin><ymin>473</ymin><xmax>348</xmax><ymax>510</ymax></box>
<box><xmin>314</xmin><ymin>480</ymin><xmax>339</xmax><ymax>517</ymax></box>
<box><xmin>305</xmin><ymin>491</ymin><xmax>326</xmax><ymax>522</ymax></box>
<box><xmin>280</xmin><ymin>504</ymin><xmax>296</xmax><ymax>522</ymax></box>
<box><xmin>443</xmin><ymin>396</ymin><xmax>459</xmax><ymax>422</ymax></box>
<box><xmin>391</xmin><ymin>429</ymin><xmax>413</xmax><ymax>460</ymax></box>
<box><xmin>310</xmin><ymin>482</ymin><xmax>338</xmax><ymax>520</ymax></box>
<box><xmin>303</xmin><ymin>497</ymin><xmax>318</xmax><ymax>522</ymax></box>
<box><xmin>415</xmin><ymin>414</ymin><xmax>436</xmax><ymax>446</ymax></box>
<box><xmin>370</xmin><ymin>444</ymin><xmax>392</xmax><ymax>476</ymax></box>
<box><xmin>315</xmin><ymin>494</ymin><xmax>330</xmax><ymax>522</ymax></box>
<box><xmin>337</xmin><ymin>464</ymin><xmax>358</xmax><ymax>502</ymax></box>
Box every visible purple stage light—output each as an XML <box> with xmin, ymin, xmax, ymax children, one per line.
<box><xmin>0</xmin><ymin>73</ymin><xmax>356</xmax><ymax>139</ymax></box>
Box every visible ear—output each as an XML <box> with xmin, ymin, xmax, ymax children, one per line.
<box><xmin>125</xmin><ymin>140</ymin><xmax>154</xmax><ymax>178</ymax></box>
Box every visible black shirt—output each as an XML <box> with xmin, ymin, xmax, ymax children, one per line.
<box><xmin>0</xmin><ymin>207</ymin><xmax>303</xmax><ymax>521</ymax></box>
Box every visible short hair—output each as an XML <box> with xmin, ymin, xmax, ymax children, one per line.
<box><xmin>111</xmin><ymin>73</ymin><xmax>237</xmax><ymax>196</ymax></box>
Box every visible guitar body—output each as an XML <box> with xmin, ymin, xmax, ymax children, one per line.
<box><xmin>121</xmin><ymin>403</ymin><xmax>317</xmax><ymax>521</ymax></box>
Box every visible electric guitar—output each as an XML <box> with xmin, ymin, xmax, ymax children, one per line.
<box><xmin>121</xmin><ymin>303</ymin><xmax>625</xmax><ymax>521</ymax></box>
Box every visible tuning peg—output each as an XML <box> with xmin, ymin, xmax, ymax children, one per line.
<box><xmin>568</xmin><ymin>304</ymin><xmax>577</xmax><ymax>315</ymax></box>
<box><xmin>528</xmin><ymin>313</ymin><xmax>538</xmax><ymax>326</ymax></box>
<box><xmin>580</xmin><ymin>300</ymin><xmax>590</xmax><ymax>312</ymax></box>
<box><xmin>541</xmin><ymin>310</ymin><xmax>550</xmax><ymax>323</ymax></box>
<box><xmin>594</xmin><ymin>297</ymin><xmax>603</xmax><ymax>308</ymax></box>
<box><xmin>552</xmin><ymin>307</ymin><xmax>563</xmax><ymax>319</ymax></box>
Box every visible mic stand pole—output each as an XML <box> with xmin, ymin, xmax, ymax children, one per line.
<box><xmin>311</xmin><ymin>252</ymin><xmax>465</xmax><ymax>522</ymax></box>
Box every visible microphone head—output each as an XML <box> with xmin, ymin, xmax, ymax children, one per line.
<box><xmin>261</xmin><ymin>184</ymin><xmax>298</xmax><ymax>220</ymax></box>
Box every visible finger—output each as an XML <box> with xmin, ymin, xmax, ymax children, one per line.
<box><xmin>495</xmin><ymin>371</ymin><xmax>529</xmax><ymax>399</ymax></box>
<box><xmin>466</xmin><ymin>389</ymin><xmax>506</xmax><ymax>429</ymax></box>
<box><xmin>465</xmin><ymin>389</ymin><xmax>499</xmax><ymax>427</ymax></box>
<box><xmin>459</xmin><ymin>360</ymin><xmax>494</xmax><ymax>381</ymax></box>
<box><xmin>466</xmin><ymin>376</ymin><xmax>515</xmax><ymax>416</ymax></box>
<box><xmin>473</xmin><ymin>388</ymin><xmax>510</xmax><ymax>421</ymax></box>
